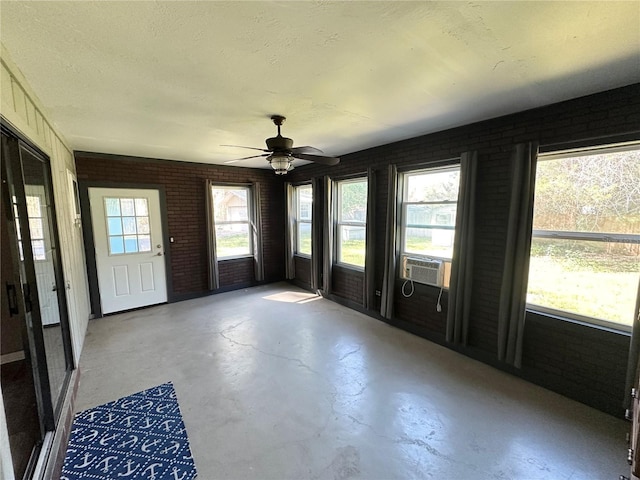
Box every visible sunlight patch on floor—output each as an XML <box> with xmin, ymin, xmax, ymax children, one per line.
<box><xmin>262</xmin><ymin>291</ymin><xmax>321</xmax><ymax>304</ymax></box>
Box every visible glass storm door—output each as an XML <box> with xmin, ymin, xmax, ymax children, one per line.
<box><xmin>1</xmin><ymin>129</ymin><xmax>73</xmax><ymax>477</ymax></box>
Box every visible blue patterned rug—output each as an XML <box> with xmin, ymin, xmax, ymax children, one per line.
<box><xmin>61</xmin><ymin>382</ymin><xmax>197</xmax><ymax>480</ymax></box>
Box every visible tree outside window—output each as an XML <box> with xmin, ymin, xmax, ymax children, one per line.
<box><xmin>336</xmin><ymin>179</ymin><xmax>368</xmax><ymax>268</ymax></box>
<box><xmin>295</xmin><ymin>185</ymin><xmax>312</xmax><ymax>256</ymax></box>
<box><xmin>527</xmin><ymin>147</ymin><xmax>640</xmax><ymax>329</ymax></box>
<box><xmin>401</xmin><ymin>167</ymin><xmax>461</xmax><ymax>287</ymax></box>
<box><xmin>211</xmin><ymin>186</ymin><xmax>253</xmax><ymax>258</ymax></box>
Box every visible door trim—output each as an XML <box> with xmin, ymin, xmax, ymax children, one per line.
<box><xmin>79</xmin><ymin>181</ymin><xmax>173</xmax><ymax>317</ymax></box>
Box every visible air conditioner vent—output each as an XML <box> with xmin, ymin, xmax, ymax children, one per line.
<box><xmin>400</xmin><ymin>255</ymin><xmax>444</xmax><ymax>287</ymax></box>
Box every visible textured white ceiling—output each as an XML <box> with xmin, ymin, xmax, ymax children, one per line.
<box><xmin>1</xmin><ymin>1</ymin><xmax>639</xmax><ymax>169</ymax></box>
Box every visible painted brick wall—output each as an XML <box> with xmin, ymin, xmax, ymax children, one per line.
<box><xmin>293</xmin><ymin>255</ymin><xmax>312</xmax><ymax>290</ymax></box>
<box><xmin>75</xmin><ymin>154</ymin><xmax>286</xmax><ymax>296</ymax></box>
<box><xmin>287</xmin><ymin>83</ymin><xmax>640</xmax><ymax>415</ymax></box>
<box><xmin>394</xmin><ymin>283</ymin><xmax>449</xmax><ymax>338</ymax></box>
<box><xmin>74</xmin><ymin>85</ymin><xmax>638</xmax><ymax>415</ymax></box>
<box><xmin>332</xmin><ymin>266</ymin><xmax>364</xmax><ymax>305</ymax></box>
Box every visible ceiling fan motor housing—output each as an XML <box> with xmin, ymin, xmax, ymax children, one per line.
<box><xmin>266</xmin><ymin>135</ymin><xmax>294</xmax><ymax>151</ymax></box>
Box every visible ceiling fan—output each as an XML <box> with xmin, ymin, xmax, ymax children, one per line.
<box><xmin>223</xmin><ymin>115</ymin><xmax>340</xmax><ymax>175</ymax></box>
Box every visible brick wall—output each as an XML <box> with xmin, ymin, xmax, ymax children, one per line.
<box><xmin>293</xmin><ymin>255</ymin><xmax>312</xmax><ymax>290</ymax></box>
<box><xmin>75</xmin><ymin>154</ymin><xmax>286</xmax><ymax>296</ymax></box>
<box><xmin>394</xmin><ymin>283</ymin><xmax>448</xmax><ymax>338</ymax></box>
<box><xmin>218</xmin><ymin>258</ymin><xmax>255</xmax><ymax>287</ymax></box>
<box><xmin>523</xmin><ymin>313</ymin><xmax>630</xmax><ymax>415</ymax></box>
<box><xmin>332</xmin><ymin>265</ymin><xmax>364</xmax><ymax>305</ymax></box>
<box><xmin>287</xmin><ymin>83</ymin><xmax>640</xmax><ymax>415</ymax></box>
<box><xmin>74</xmin><ymin>85</ymin><xmax>638</xmax><ymax>415</ymax></box>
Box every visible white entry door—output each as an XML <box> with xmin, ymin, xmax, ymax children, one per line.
<box><xmin>89</xmin><ymin>187</ymin><xmax>167</xmax><ymax>314</ymax></box>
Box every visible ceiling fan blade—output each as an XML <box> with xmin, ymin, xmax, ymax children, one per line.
<box><xmin>224</xmin><ymin>153</ymin><xmax>270</xmax><ymax>164</ymax></box>
<box><xmin>221</xmin><ymin>144</ymin><xmax>270</xmax><ymax>153</ymax></box>
<box><xmin>291</xmin><ymin>146</ymin><xmax>324</xmax><ymax>155</ymax></box>
<box><xmin>292</xmin><ymin>153</ymin><xmax>340</xmax><ymax>166</ymax></box>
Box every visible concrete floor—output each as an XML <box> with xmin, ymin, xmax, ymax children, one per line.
<box><xmin>75</xmin><ymin>282</ymin><xmax>628</xmax><ymax>479</ymax></box>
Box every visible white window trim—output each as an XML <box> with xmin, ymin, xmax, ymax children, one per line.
<box><xmin>335</xmin><ymin>177</ymin><xmax>367</xmax><ymax>271</ymax></box>
<box><xmin>526</xmin><ymin>304</ymin><xmax>633</xmax><ymax>333</ymax></box>
<box><xmin>294</xmin><ymin>184</ymin><xmax>312</xmax><ymax>258</ymax></box>
<box><xmin>211</xmin><ymin>185</ymin><xmax>254</xmax><ymax>260</ymax></box>
<box><xmin>399</xmin><ymin>165</ymin><xmax>460</xmax><ymax>263</ymax></box>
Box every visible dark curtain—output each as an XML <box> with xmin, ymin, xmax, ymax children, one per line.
<box><xmin>497</xmin><ymin>142</ymin><xmax>539</xmax><ymax>367</ymax></box>
<box><xmin>446</xmin><ymin>151</ymin><xmax>478</xmax><ymax>344</ymax></box>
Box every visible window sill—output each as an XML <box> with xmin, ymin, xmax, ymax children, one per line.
<box><xmin>294</xmin><ymin>253</ymin><xmax>312</xmax><ymax>260</ymax></box>
<box><xmin>525</xmin><ymin>306</ymin><xmax>632</xmax><ymax>335</ymax></box>
<box><xmin>217</xmin><ymin>255</ymin><xmax>254</xmax><ymax>262</ymax></box>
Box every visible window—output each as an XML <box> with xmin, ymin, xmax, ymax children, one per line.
<box><xmin>12</xmin><ymin>195</ymin><xmax>47</xmax><ymax>261</ymax></box>
<box><xmin>211</xmin><ymin>185</ymin><xmax>253</xmax><ymax>258</ymax></box>
<box><xmin>527</xmin><ymin>145</ymin><xmax>640</xmax><ymax>330</ymax></box>
<box><xmin>104</xmin><ymin>197</ymin><xmax>152</xmax><ymax>255</ymax></box>
<box><xmin>336</xmin><ymin>178</ymin><xmax>368</xmax><ymax>268</ymax></box>
<box><xmin>26</xmin><ymin>195</ymin><xmax>46</xmax><ymax>260</ymax></box>
<box><xmin>401</xmin><ymin>166</ymin><xmax>461</xmax><ymax>287</ymax></box>
<box><xmin>294</xmin><ymin>185</ymin><xmax>312</xmax><ymax>256</ymax></box>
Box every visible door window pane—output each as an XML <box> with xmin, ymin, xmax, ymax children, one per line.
<box><xmin>105</xmin><ymin>197</ymin><xmax>152</xmax><ymax>255</ymax></box>
<box><xmin>31</xmin><ymin>239</ymin><xmax>46</xmax><ymax>260</ymax></box>
<box><xmin>120</xmin><ymin>198</ymin><xmax>135</xmax><ymax>216</ymax></box>
<box><xmin>25</xmin><ymin>196</ymin><xmax>46</xmax><ymax>260</ymax></box>
<box><xmin>138</xmin><ymin>235</ymin><xmax>151</xmax><ymax>252</ymax></box>
<box><xmin>137</xmin><ymin>217</ymin><xmax>150</xmax><ymax>234</ymax></box>
<box><xmin>124</xmin><ymin>235</ymin><xmax>138</xmax><ymax>253</ymax></box>
<box><xmin>107</xmin><ymin>217</ymin><xmax>123</xmax><ymax>235</ymax></box>
<box><xmin>135</xmin><ymin>198</ymin><xmax>148</xmax><ymax>216</ymax></box>
<box><xmin>105</xmin><ymin>197</ymin><xmax>121</xmax><ymax>216</ymax></box>
<box><xmin>122</xmin><ymin>217</ymin><xmax>136</xmax><ymax>234</ymax></box>
<box><xmin>109</xmin><ymin>236</ymin><xmax>125</xmax><ymax>254</ymax></box>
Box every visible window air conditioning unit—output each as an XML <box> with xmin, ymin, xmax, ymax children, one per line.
<box><xmin>400</xmin><ymin>255</ymin><xmax>444</xmax><ymax>287</ymax></box>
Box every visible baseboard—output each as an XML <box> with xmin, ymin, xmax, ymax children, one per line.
<box><xmin>1</xmin><ymin>350</ymin><xmax>25</xmax><ymax>365</ymax></box>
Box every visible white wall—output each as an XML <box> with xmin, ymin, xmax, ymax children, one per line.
<box><xmin>0</xmin><ymin>44</ymin><xmax>91</xmax><ymax>479</ymax></box>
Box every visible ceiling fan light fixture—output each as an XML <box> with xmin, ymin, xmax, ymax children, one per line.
<box><xmin>269</xmin><ymin>154</ymin><xmax>293</xmax><ymax>175</ymax></box>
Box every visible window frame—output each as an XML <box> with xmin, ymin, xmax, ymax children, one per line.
<box><xmin>399</xmin><ymin>165</ymin><xmax>461</xmax><ymax>288</ymax></box>
<box><xmin>525</xmin><ymin>143</ymin><xmax>640</xmax><ymax>332</ymax></box>
<box><xmin>210</xmin><ymin>184</ymin><xmax>254</xmax><ymax>260</ymax></box>
<box><xmin>293</xmin><ymin>184</ymin><xmax>312</xmax><ymax>258</ymax></box>
<box><xmin>334</xmin><ymin>177</ymin><xmax>368</xmax><ymax>270</ymax></box>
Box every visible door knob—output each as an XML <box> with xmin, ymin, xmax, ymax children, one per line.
<box><xmin>156</xmin><ymin>252</ymin><xmax>163</xmax><ymax>256</ymax></box>
<box><xmin>52</xmin><ymin>283</ymin><xmax>57</xmax><ymax>292</ymax></box>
